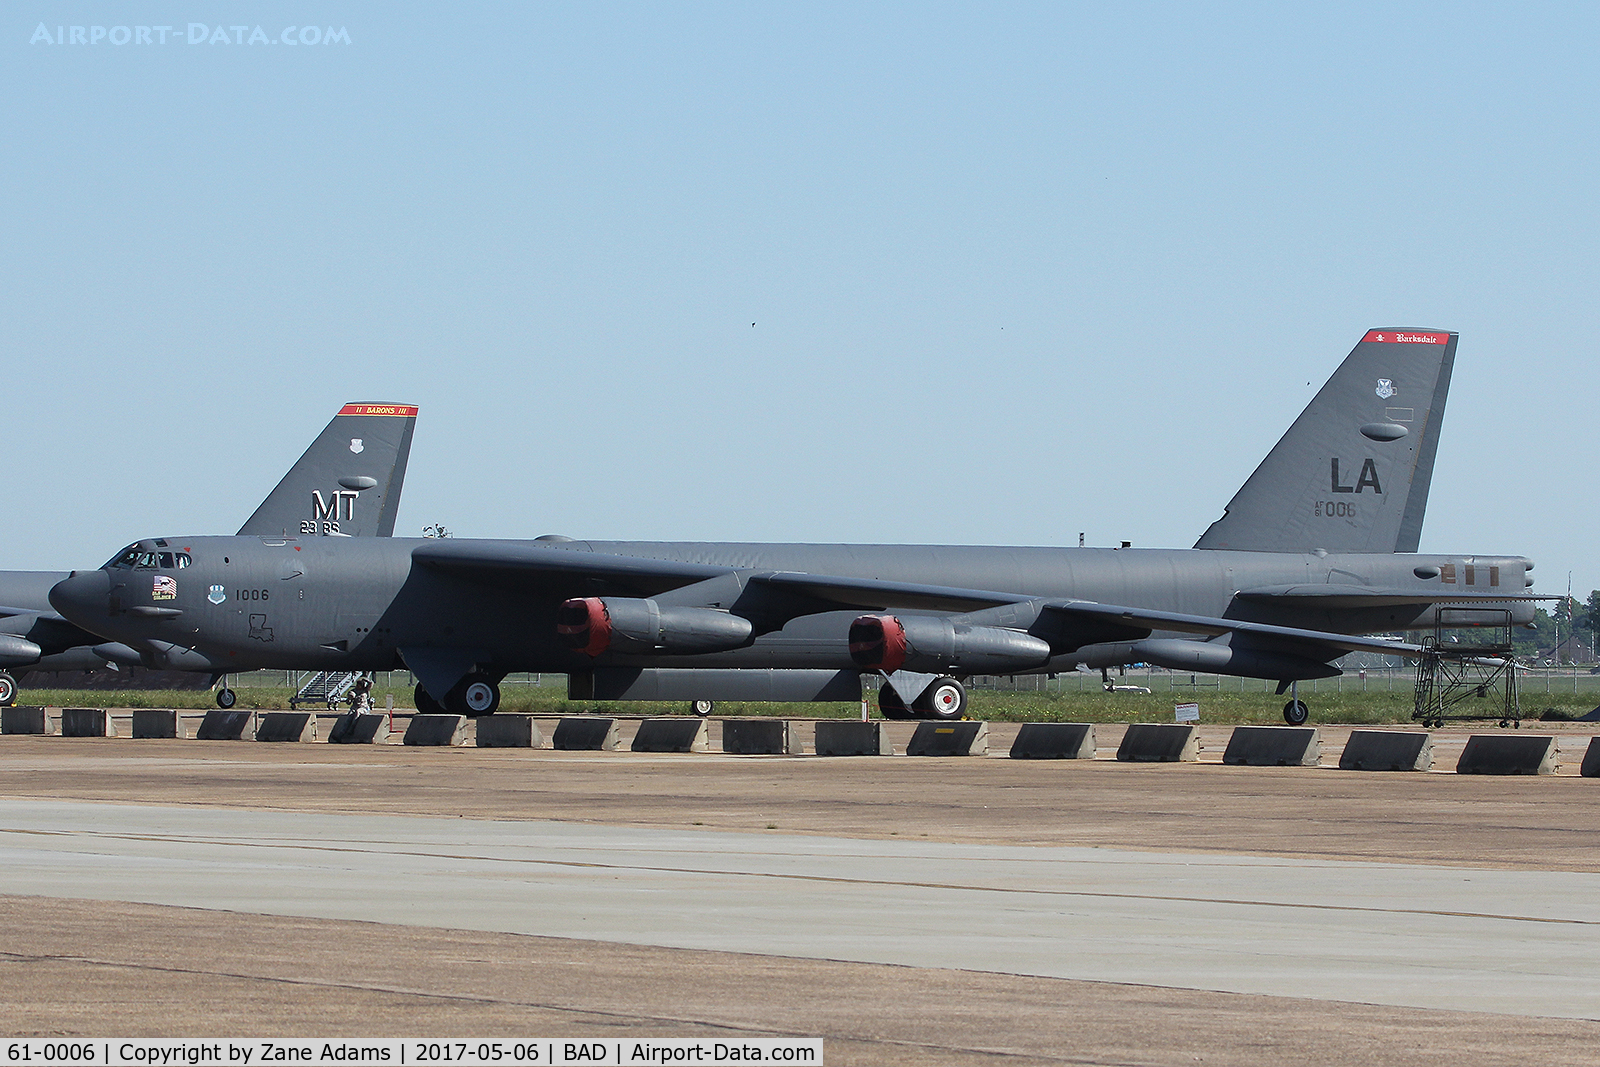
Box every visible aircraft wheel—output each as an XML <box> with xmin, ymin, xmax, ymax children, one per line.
<box><xmin>450</xmin><ymin>674</ymin><xmax>501</xmax><ymax>716</ymax></box>
<box><xmin>0</xmin><ymin>672</ymin><xmax>15</xmax><ymax>707</ymax></box>
<box><xmin>215</xmin><ymin>687</ymin><xmax>237</xmax><ymax>709</ymax></box>
<box><xmin>916</xmin><ymin>677</ymin><xmax>968</xmax><ymax>720</ymax></box>
<box><xmin>413</xmin><ymin>683</ymin><xmax>446</xmax><ymax>715</ymax></box>
<box><xmin>1282</xmin><ymin>699</ymin><xmax>1309</xmax><ymax>726</ymax></box>
<box><xmin>877</xmin><ymin>683</ymin><xmax>914</xmax><ymax>720</ymax></box>
<box><xmin>691</xmin><ymin>699</ymin><xmax>715</xmax><ymax>717</ymax></box>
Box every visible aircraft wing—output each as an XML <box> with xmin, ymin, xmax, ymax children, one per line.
<box><xmin>1039</xmin><ymin>601</ymin><xmax>1425</xmax><ymax>658</ymax></box>
<box><xmin>413</xmin><ymin>541</ymin><xmax>1442</xmax><ymax>666</ymax></box>
<box><xmin>412</xmin><ymin>539</ymin><xmax>734</xmax><ymax>596</ymax></box>
<box><xmin>749</xmin><ymin>571</ymin><xmax>1030</xmax><ymax>613</ymax></box>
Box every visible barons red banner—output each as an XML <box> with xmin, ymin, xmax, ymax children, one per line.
<box><xmin>338</xmin><ymin>403</ymin><xmax>419</xmax><ymax>417</ymax></box>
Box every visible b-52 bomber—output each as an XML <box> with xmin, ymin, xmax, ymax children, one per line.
<box><xmin>51</xmin><ymin>330</ymin><xmax>1539</xmax><ymax>723</ymax></box>
<box><xmin>0</xmin><ymin>403</ymin><xmax>416</xmax><ymax>706</ymax></box>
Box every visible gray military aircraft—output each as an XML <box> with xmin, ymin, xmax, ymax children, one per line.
<box><xmin>0</xmin><ymin>402</ymin><xmax>416</xmax><ymax>706</ymax></box>
<box><xmin>50</xmin><ymin>331</ymin><xmax>1539</xmax><ymax>723</ymax></box>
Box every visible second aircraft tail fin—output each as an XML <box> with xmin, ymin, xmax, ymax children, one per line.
<box><xmin>1193</xmin><ymin>329</ymin><xmax>1455</xmax><ymax>554</ymax></box>
<box><xmin>237</xmin><ymin>403</ymin><xmax>417</xmax><ymax>538</ymax></box>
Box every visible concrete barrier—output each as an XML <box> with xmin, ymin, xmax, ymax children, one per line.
<box><xmin>1339</xmin><ymin>730</ymin><xmax>1432</xmax><ymax>771</ymax></box>
<box><xmin>815</xmin><ymin>720</ymin><xmax>893</xmax><ymax>756</ymax></box>
<box><xmin>402</xmin><ymin>714</ymin><xmax>467</xmax><ymax>747</ymax></box>
<box><xmin>196</xmin><ymin>710</ymin><xmax>253</xmax><ymax>741</ymax></box>
<box><xmin>1223</xmin><ymin>726</ymin><xmax>1320</xmax><ymax>767</ymax></box>
<box><xmin>553</xmin><ymin>717</ymin><xmax>621</xmax><ymax>750</ymax></box>
<box><xmin>1</xmin><ymin>707</ymin><xmax>51</xmax><ymax>735</ymax></box>
<box><xmin>132</xmin><ymin>710</ymin><xmax>185</xmax><ymax>739</ymax></box>
<box><xmin>632</xmin><ymin>718</ymin><xmax>710</xmax><ymax>753</ymax></box>
<box><xmin>476</xmin><ymin>715</ymin><xmax>544</xmax><ymax>748</ymax></box>
<box><xmin>722</xmin><ymin>719</ymin><xmax>804</xmax><ymax>755</ymax></box>
<box><xmin>1581</xmin><ymin>738</ymin><xmax>1600</xmax><ymax>778</ymax></box>
<box><xmin>1009</xmin><ymin>722</ymin><xmax>1095</xmax><ymax>759</ymax></box>
<box><xmin>60</xmin><ymin>708</ymin><xmax>116</xmax><ymax>738</ymax></box>
<box><xmin>256</xmin><ymin>712</ymin><xmax>317</xmax><ymax>742</ymax></box>
<box><xmin>1116</xmin><ymin>723</ymin><xmax>1199</xmax><ymax>762</ymax></box>
<box><xmin>1456</xmin><ymin>734</ymin><xmax>1557</xmax><ymax>775</ymax></box>
<box><xmin>328</xmin><ymin>713</ymin><xmax>391</xmax><ymax>744</ymax></box>
<box><xmin>907</xmin><ymin>721</ymin><xmax>988</xmax><ymax>756</ymax></box>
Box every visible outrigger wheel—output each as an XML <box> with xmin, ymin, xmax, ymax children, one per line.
<box><xmin>1282</xmin><ymin>699</ymin><xmax>1309</xmax><ymax>726</ymax></box>
<box><xmin>0</xmin><ymin>671</ymin><xmax>17</xmax><ymax>707</ymax></box>
<box><xmin>691</xmin><ymin>700</ymin><xmax>715</xmax><ymax>717</ymax></box>
<box><xmin>215</xmin><ymin>687</ymin><xmax>236</xmax><ymax>709</ymax></box>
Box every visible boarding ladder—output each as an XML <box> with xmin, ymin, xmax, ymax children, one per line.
<box><xmin>290</xmin><ymin>670</ymin><xmax>361</xmax><ymax>709</ymax></box>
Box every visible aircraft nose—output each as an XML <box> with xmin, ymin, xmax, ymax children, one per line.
<box><xmin>49</xmin><ymin>570</ymin><xmax>113</xmax><ymax>627</ymax></box>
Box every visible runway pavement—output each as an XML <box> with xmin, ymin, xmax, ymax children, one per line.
<box><xmin>2</xmin><ymin>719</ymin><xmax>1599</xmax><ymax>1063</ymax></box>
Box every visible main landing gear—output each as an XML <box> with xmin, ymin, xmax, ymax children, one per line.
<box><xmin>878</xmin><ymin>676</ymin><xmax>968</xmax><ymax>721</ymax></box>
<box><xmin>415</xmin><ymin>673</ymin><xmax>502</xmax><ymax>717</ymax></box>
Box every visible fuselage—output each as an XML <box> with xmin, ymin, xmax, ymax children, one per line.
<box><xmin>49</xmin><ymin>535</ymin><xmax>1538</xmax><ymax>677</ymax></box>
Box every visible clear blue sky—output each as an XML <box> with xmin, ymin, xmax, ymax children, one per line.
<box><xmin>4</xmin><ymin>3</ymin><xmax>1596</xmax><ymax>601</ymax></box>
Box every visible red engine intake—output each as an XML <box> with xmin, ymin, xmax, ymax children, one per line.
<box><xmin>848</xmin><ymin>614</ymin><xmax>907</xmax><ymax>672</ymax></box>
<box><xmin>556</xmin><ymin>597</ymin><xmax>612</xmax><ymax>657</ymax></box>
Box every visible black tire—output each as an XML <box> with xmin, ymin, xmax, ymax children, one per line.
<box><xmin>216</xmin><ymin>687</ymin><xmax>237</xmax><ymax>709</ymax></box>
<box><xmin>0</xmin><ymin>672</ymin><xmax>15</xmax><ymax>707</ymax></box>
<box><xmin>878</xmin><ymin>683</ymin><xmax>914</xmax><ymax>720</ymax></box>
<box><xmin>448</xmin><ymin>673</ymin><xmax>500</xmax><ymax>716</ymax></box>
<box><xmin>915</xmin><ymin>677</ymin><xmax>968</xmax><ymax>720</ymax></box>
<box><xmin>413</xmin><ymin>682</ymin><xmax>446</xmax><ymax>715</ymax></box>
<box><xmin>1282</xmin><ymin>699</ymin><xmax>1309</xmax><ymax>726</ymax></box>
<box><xmin>691</xmin><ymin>699</ymin><xmax>715</xmax><ymax>717</ymax></box>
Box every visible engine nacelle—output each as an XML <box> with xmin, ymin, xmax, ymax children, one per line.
<box><xmin>0</xmin><ymin>633</ymin><xmax>42</xmax><ymax>667</ymax></box>
<box><xmin>848</xmin><ymin>614</ymin><xmax>1052</xmax><ymax>674</ymax></box>
<box><xmin>557</xmin><ymin>597</ymin><xmax>754</xmax><ymax>657</ymax></box>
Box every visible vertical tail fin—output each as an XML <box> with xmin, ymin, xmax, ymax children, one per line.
<box><xmin>236</xmin><ymin>403</ymin><xmax>417</xmax><ymax>538</ymax></box>
<box><xmin>1194</xmin><ymin>330</ymin><xmax>1455</xmax><ymax>553</ymax></box>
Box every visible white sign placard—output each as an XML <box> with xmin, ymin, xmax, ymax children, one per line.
<box><xmin>1174</xmin><ymin>702</ymin><xmax>1199</xmax><ymax>722</ymax></box>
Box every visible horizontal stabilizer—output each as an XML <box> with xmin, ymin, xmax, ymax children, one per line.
<box><xmin>1234</xmin><ymin>585</ymin><xmax>1554</xmax><ymax>608</ymax></box>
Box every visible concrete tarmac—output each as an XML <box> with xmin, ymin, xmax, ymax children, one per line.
<box><xmin>3</xmin><ymin>721</ymin><xmax>1600</xmax><ymax>1063</ymax></box>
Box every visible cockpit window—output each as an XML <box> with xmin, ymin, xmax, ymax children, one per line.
<box><xmin>106</xmin><ymin>544</ymin><xmax>189</xmax><ymax>570</ymax></box>
<box><xmin>106</xmin><ymin>545</ymin><xmax>141</xmax><ymax>569</ymax></box>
